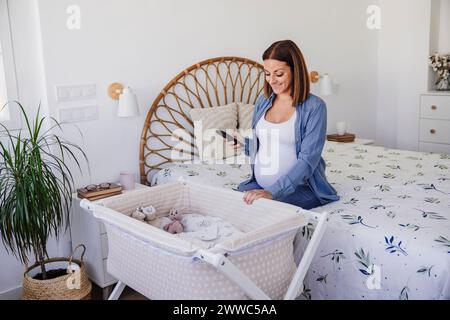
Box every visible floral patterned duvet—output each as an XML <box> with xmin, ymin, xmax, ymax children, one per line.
<box><xmin>152</xmin><ymin>141</ymin><xmax>450</xmax><ymax>300</ymax></box>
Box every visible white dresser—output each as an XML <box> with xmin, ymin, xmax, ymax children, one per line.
<box><xmin>419</xmin><ymin>92</ymin><xmax>450</xmax><ymax>155</ymax></box>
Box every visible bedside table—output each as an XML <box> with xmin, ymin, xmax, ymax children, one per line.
<box><xmin>69</xmin><ymin>183</ymin><xmax>150</xmax><ymax>299</ymax></box>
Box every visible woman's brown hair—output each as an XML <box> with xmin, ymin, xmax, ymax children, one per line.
<box><xmin>262</xmin><ymin>40</ymin><xmax>310</xmax><ymax>106</ymax></box>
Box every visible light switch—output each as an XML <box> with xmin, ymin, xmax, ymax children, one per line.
<box><xmin>55</xmin><ymin>84</ymin><xmax>97</xmax><ymax>102</ymax></box>
<box><xmin>83</xmin><ymin>86</ymin><xmax>96</xmax><ymax>97</ymax></box>
<box><xmin>58</xmin><ymin>105</ymin><xmax>99</xmax><ymax>123</ymax></box>
<box><xmin>59</xmin><ymin>108</ymin><xmax>73</xmax><ymax>122</ymax></box>
<box><xmin>71</xmin><ymin>88</ymin><xmax>83</xmax><ymax>98</ymax></box>
<box><xmin>56</xmin><ymin>87</ymin><xmax>70</xmax><ymax>100</ymax></box>
<box><xmin>83</xmin><ymin>105</ymin><xmax>99</xmax><ymax>121</ymax></box>
<box><xmin>72</xmin><ymin>109</ymin><xmax>83</xmax><ymax>121</ymax></box>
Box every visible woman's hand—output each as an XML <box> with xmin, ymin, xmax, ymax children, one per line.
<box><xmin>243</xmin><ymin>189</ymin><xmax>273</xmax><ymax>205</ymax></box>
<box><xmin>227</xmin><ymin>130</ymin><xmax>244</xmax><ymax>151</ymax></box>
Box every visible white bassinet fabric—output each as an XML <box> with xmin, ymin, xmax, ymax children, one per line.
<box><xmin>177</xmin><ymin>214</ymin><xmax>244</xmax><ymax>249</ymax></box>
<box><xmin>98</xmin><ymin>181</ymin><xmax>308</xmax><ymax>254</ymax></box>
<box><xmin>93</xmin><ymin>181</ymin><xmax>310</xmax><ymax>299</ymax></box>
<box><xmin>106</xmin><ymin>223</ymin><xmax>298</xmax><ymax>299</ymax></box>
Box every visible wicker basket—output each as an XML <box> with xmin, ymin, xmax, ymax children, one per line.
<box><xmin>22</xmin><ymin>244</ymin><xmax>92</xmax><ymax>300</ymax></box>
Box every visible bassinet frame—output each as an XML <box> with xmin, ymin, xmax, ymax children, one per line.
<box><xmin>81</xmin><ymin>181</ymin><xmax>329</xmax><ymax>300</ymax></box>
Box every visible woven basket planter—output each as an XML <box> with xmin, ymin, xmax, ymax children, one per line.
<box><xmin>22</xmin><ymin>245</ymin><xmax>92</xmax><ymax>300</ymax></box>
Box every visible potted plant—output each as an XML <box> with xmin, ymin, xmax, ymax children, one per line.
<box><xmin>0</xmin><ymin>102</ymin><xmax>91</xmax><ymax>299</ymax></box>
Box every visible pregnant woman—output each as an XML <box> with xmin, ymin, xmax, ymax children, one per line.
<box><xmin>235</xmin><ymin>40</ymin><xmax>339</xmax><ymax>209</ymax></box>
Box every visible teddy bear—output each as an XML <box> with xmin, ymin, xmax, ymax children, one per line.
<box><xmin>130</xmin><ymin>206</ymin><xmax>185</xmax><ymax>234</ymax></box>
<box><xmin>162</xmin><ymin>208</ymin><xmax>184</xmax><ymax>234</ymax></box>
<box><xmin>169</xmin><ymin>208</ymin><xmax>184</xmax><ymax>221</ymax></box>
<box><xmin>131</xmin><ymin>205</ymin><xmax>157</xmax><ymax>221</ymax></box>
<box><xmin>163</xmin><ymin>220</ymin><xmax>184</xmax><ymax>234</ymax></box>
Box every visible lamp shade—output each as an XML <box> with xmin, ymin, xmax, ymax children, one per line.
<box><xmin>319</xmin><ymin>73</ymin><xmax>333</xmax><ymax>96</ymax></box>
<box><xmin>117</xmin><ymin>87</ymin><xmax>140</xmax><ymax>117</ymax></box>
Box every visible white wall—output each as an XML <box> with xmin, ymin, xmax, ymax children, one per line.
<box><xmin>0</xmin><ymin>0</ymin><xmax>68</xmax><ymax>299</ymax></box>
<box><xmin>1</xmin><ymin>0</ymin><xmax>380</xmax><ymax>298</ymax></box>
<box><xmin>34</xmin><ymin>0</ymin><xmax>379</xmax><ymax>188</ymax></box>
<box><xmin>438</xmin><ymin>0</ymin><xmax>450</xmax><ymax>53</ymax></box>
<box><xmin>429</xmin><ymin>0</ymin><xmax>450</xmax><ymax>90</ymax></box>
<box><xmin>430</xmin><ymin>0</ymin><xmax>450</xmax><ymax>54</ymax></box>
<box><xmin>376</xmin><ymin>0</ymin><xmax>432</xmax><ymax>150</ymax></box>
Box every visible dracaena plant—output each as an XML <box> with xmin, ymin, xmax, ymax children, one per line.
<box><xmin>0</xmin><ymin>102</ymin><xmax>88</xmax><ymax>279</ymax></box>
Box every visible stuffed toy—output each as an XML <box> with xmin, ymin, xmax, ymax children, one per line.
<box><xmin>163</xmin><ymin>220</ymin><xmax>184</xmax><ymax>234</ymax></box>
<box><xmin>139</xmin><ymin>206</ymin><xmax>157</xmax><ymax>221</ymax></box>
<box><xmin>147</xmin><ymin>216</ymin><xmax>171</xmax><ymax>229</ymax></box>
<box><xmin>130</xmin><ymin>210</ymin><xmax>146</xmax><ymax>221</ymax></box>
<box><xmin>131</xmin><ymin>206</ymin><xmax>185</xmax><ymax>234</ymax></box>
<box><xmin>169</xmin><ymin>208</ymin><xmax>184</xmax><ymax>221</ymax></box>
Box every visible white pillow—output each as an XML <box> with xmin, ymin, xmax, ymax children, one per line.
<box><xmin>237</xmin><ymin>102</ymin><xmax>255</xmax><ymax>130</ymax></box>
<box><xmin>189</xmin><ymin>103</ymin><xmax>239</xmax><ymax>162</ymax></box>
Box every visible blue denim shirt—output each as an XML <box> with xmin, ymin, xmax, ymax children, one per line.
<box><xmin>239</xmin><ymin>93</ymin><xmax>339</xmax><ymax>205</ymax></box>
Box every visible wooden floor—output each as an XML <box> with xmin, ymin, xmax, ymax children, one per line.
<box><xmin>90</xmin><ymin>283</ymin><xmax>148</xmax><ymax>300</ymax></box>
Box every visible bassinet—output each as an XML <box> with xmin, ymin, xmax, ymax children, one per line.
<box><xmin>81</xmin><ymin>181</ymin><xmax>328</xmax><ymax>300</ymax></box>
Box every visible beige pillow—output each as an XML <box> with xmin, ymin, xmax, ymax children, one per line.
<box><xmin>190</xmin><ymin>103</ymin><xmax>238</xmax><ymax>161</ymax></box>
<box><xmin>237</xmin><ymin>103</ymin><xmax>255</xmax><ymax>129</ymax></box>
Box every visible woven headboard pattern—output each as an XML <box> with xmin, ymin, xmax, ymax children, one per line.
<box><xmin>139</xmin><ymin>57</ymin><xmax>265</xmax><ymax>184</ymax></box>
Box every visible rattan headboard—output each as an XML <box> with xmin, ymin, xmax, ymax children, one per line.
<box><xmin>139</xmin><ymin>56</ymin><xmax>265</xmax><ymax>185</ymax></box>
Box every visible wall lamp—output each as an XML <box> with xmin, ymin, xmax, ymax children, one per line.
<box><xmin>310</xmin><ymin>71</ymin><xmax>333</xmax><ymax>96</ymax></box>
<box><xmin>108</xmin><ymin>83</ymin><xmax>140</xmax><ymax>117</ymax></box>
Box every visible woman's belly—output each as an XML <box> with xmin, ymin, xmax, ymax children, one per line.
<box><xmin>254</xmin><ymin>109</ymin><xmax>298</xmax><ymax>190</ymax></box>
<box><xmin>254</xmin><ymin>143</ymin><xmax>298</xmax><ymax>189</ymax></box>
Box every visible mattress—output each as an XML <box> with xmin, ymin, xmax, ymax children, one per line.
<box><xmin>152</xmin><ymin>141</ymin><xmax>450</xmax><ymax>300</ymax></box>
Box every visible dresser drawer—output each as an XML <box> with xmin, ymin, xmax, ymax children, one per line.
<box><xmin>419</xmin><ymin>142</ymin><xmax>450</xmax><ymax>155</ymax></box>
<box><xmin>419</xmin><ymin>119</ymin><xmax>450</xmax><ymax>144</ymax></box>
<box><xmin>420</xmin><ymin>95</ymin><xmax>450</xmax><ymax>120</ymax></box>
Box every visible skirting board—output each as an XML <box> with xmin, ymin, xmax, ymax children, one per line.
<box><xmin>0</xmin><ymin>286</ymin><xmax>22</xmax><ymax>300</ymax></box>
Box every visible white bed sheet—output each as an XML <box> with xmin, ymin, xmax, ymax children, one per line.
<box><xmin>152</xmin><ymin>141</ymin><xmax>450</xmax><ymax>300</ymax></box>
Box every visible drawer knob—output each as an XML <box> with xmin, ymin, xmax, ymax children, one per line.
<box><xmin>431</xmin><ymin>105</ymin><xmax>437</xmax><ymax>111</ymax></box>
<box><xmin>430</xmin><ymin>129</ymin><xmax>436</xmax><ymax>134</ymax></box>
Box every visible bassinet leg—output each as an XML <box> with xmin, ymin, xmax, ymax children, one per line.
<box><xmin>108</xmin><ymin>281</ymin><xmax>126</xmax><ymax>300</ymax></box>
<box><xmin>102</xmin><ymin>285</ymin><xmax>114</xmax><ymax>300</ymax></box>
<box><xmin>284</xmin><ymin>211</ymin><xmax>329</xmax><ymax>300</ymax></box>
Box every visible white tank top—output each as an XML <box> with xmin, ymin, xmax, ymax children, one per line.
<box><xmin>254</xmin><ymin>110</ymin><xmax>298</xmax><ymax>189</ymax></box>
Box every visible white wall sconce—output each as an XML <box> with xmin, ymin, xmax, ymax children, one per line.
<box><xmin>310</xmin><ymin>71</ymin><xmax>334</xmax><ymax>96</ymax></box>
<box><xmin>108</xmin><ymin>83</ymin><xmax>140</xmax><ymax>117</ymax></box>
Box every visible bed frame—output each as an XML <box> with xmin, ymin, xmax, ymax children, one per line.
<box><xmin>139</xmin><ymin>57</ymin><xmax>265</xmax><ymax>185</ymax></box>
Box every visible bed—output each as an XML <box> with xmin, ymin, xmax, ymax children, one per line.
<box><xmin>139</xmin><ymin>57</ymin><xmax>450</xmax><ymax>300</ymax></box>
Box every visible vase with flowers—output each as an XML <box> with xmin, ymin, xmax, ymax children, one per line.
<box><xmin>429</xmin><ymin>52</ymin><xmax>450</xmax><ymax>91</ymax></box>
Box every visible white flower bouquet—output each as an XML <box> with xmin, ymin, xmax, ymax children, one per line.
<box><xmin>429</xmin><ymin>52</ymin><xmax>450</xmax><ymax>91</ymax></box>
